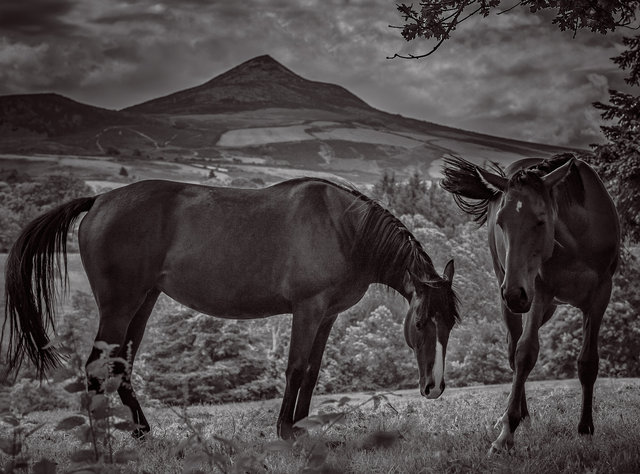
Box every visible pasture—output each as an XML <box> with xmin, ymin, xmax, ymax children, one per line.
<box><xmin>2</xmin><ymin>378</ymin><xmax>639</xmax><ymax>473</ymax></box>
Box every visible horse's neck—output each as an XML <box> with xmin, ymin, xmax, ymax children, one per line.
<box><xmin>376</xmin><ymin>254</ymin><xmax>439</xmax><ymax>301</ymax></box>
<box><xmin>553</xmin><ymin>218</ymin><xmax>579</xmax><ymax>255</ymax></box>
<box><xmin>378</xmin><ymin>271</ymin><xmax>410</xmax><ymax>300</ymax></box>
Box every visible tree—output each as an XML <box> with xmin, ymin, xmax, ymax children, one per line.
<box><xmin>0</xmin><ymin>174</ymin><xmax>91</xmax><ymax>251</ymax></box>
<box><xmin>140</xmin><ymin>307</ymin><xmax>281</xmax><ymax>404</ymax></box>
<box><xmin>538</xmin><ymin>252</ymin><xmax>640</xmax><ymax>378</ymax></box>
<box><xmin>372</xmin><ymin>170</ymin><xmax>469</xmax><ymax>234</ymax></box>
<box><xmin>389</xmin><ymin>1</ymin><xmax>640</xmax><ymax>241</ymax></box>
<box><xmin>447</xmin><ymin>316</ymin><xmax>509</xmax><ymax>386</ymax></box>
<box><xmin>590</xmin><ymin>35</ymin><xmax>640</xmax><ymax>241</ymax></box>
<box><xmin>389</xmin><ymin>1</ymin><xmax>640</xmax><ymax>59</ymax></box>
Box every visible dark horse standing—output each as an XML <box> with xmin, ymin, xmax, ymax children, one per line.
<box><xmin>441</xmin><ymin>155</ymin><xmax>619</xmax><ymax>453</ymax></box>
<box><xmin>3</xmin><ymin>177</ymin><xmax>459</xmax><ymax>439</ymax></box>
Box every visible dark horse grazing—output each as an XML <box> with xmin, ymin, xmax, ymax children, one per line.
<box><xmin>441</xmin><ymin>155</ymin><xmax>619</xmax><ymax>453</ymax></box>
<box><xmin>3</xmin><ymin>177</ymin><xmax>459</xmax><ymax>439</ymax></box>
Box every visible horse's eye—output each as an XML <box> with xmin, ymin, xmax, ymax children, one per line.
<box><xmin>536</xmin><ymin>220</ymin><xmax>545</xmax><ymax>227</ymax></box>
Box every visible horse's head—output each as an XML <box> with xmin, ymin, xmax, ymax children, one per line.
<box><xmin>403</xmin><ymin>259</ymin><xmax>458</xmax><ymax>399</ymax></box>
<box><xmin>477</xmin><ymin>160</ymin><xmax>574</xmax><ymax>313</ymax></box>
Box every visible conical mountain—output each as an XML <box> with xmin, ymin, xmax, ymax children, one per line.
<box><xmin>125</xmin><ymin>55</ymin><xmax>373</xmax><ymax>115</ymax></box>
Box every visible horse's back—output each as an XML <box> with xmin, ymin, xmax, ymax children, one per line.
<box><xmin>79</xmin><ymin>179</ymin><xmax>363</xmax><ymax>318</ymax></box>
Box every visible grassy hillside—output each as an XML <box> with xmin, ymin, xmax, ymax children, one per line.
<box><xmin>2</xmin><ymin>378</ymin><xmax>638</xmax><ymax>473</ymax></box>
<box><xmin>0</xmin><ymin>56</ymin><xmax>572</xmax><ymax>179</ymax></box>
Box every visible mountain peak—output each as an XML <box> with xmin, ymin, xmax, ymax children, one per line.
<box><xmin>125</xmin><ymin>54</ymin><xmax>372</xmax><ymax>115</ymax></box>
<box><xmin>210</xmin><ymin>54</ymin><xmax>303</xmax><ymax>85</ymax></box>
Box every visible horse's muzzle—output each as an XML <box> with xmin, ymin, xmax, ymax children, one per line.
<box><xmin>421</xmin><ymin>380</ymin><xmax>445</xmax><ymax>399</ymax></box>
<box><xmin>501</xmin><ymin>285</ymin><xmax>531</xmax><ymax>314</ymax></box>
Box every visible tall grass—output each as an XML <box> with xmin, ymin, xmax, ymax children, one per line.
<box><xmin>2</xmin><ymin>378</ymin><xmax>639</xmax><ymax>473</ymax></box>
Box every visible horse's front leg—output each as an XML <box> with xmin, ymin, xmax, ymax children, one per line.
<box><xmin>500</xmin><ymin>305</ymin><xmax>528</xmax><ymax>423</ymax></box>
<box><xmin>490</xmin><ymin>287</ymin><xmax>553</xmax><ymax>455</ymax></box>
<box><xmin>277</xmin><ymin>298</ymin><xmax>326</xmax><ymax>439</ymax></box>
<box><xmin>577</xmin><ymin>278</ymin><xmax>611</xmax><ymax>435</ymax></box>
<box><xmin>292</xmin><ymin>314</ymin><xmax>338</xmax><ymax>426</ymax></box>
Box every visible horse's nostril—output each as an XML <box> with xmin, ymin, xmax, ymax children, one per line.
<box><xmin>519</xmin><ymin>287</ymin><xmax>527</xmax><ymax>303</ymax></box>
<box><xmin>425</xmin><ymin>381</ymin><xmax>435</xmax><ymax>396</ymax></box>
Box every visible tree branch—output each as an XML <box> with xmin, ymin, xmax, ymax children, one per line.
<box><xmin>497</xmin><ymin>1</ymin><xmax>523</xmax><ymax>16</ymax></box>
<box><xmin>388</xmin><ymin>4</ymin><xmax>480</xmax><ymax>60</ymax></box>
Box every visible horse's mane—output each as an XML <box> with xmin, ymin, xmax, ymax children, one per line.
<box><xmin>441</xmin><ymin>156</ymin><xmax>504</xmax><ymax>225</ymax></box>
<box><xmin>514</xmin><ymin>154</ymin><xmax>585</xmax><ymax>209</ymax></box>
<box><xmin>353</xmin><ymin>194</ymin><xmax>438</xmax><ymax>284</ymax></box>
<box><xmin>281</xmin><ymin>178</ymin><xmax>440</xmax><ymax>281</ymax></box>
<box><xmin>441</xmin><ymin>154</ymin><xmax>585</xmax><ymax>225</ymax></box>
<box><xmin>280</xmin><ymin>177</ymin><xmax>460</xmax><ymax>326</ymax></box>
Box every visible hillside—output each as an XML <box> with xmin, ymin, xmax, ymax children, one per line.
<box><xmin>0</xmin><ymin>94</ymin><xmax>145</xmax><ymax>154</ymax></box>
<box><xmin>0</xmin><ymin>55</ymin><xmax>574</xmax><ymax>184</ymax></box>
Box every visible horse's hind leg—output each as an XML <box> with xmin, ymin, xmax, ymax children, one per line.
<box><xmin>115</xmin><ymin>289</ymin><xmax>160</xmax><ymax>438</ymax></box>
<box><xmin>85</xmin><ymin>288</ymin><xmax>158</xmax><ymax>436</ymax></box>
<box><xmin>577</xmin><ymin>279</ymin><xmax>612</xmax><ymax>435</ymax></box>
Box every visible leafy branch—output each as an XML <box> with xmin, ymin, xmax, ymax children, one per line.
<box><xmin>389</xmin><ymin>0</ymin><xmax>640</xmax><ymax>59</ymax></box>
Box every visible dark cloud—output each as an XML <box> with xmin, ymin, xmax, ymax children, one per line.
<box><xmin>0</xmin><ymin>0</ymin><xmax>77</xmax><ymax>35</ymax></box>
<box><xmin>92</xmin><ymin>12</ymin><xmax>168</xmax><ymax>25</ymax></box>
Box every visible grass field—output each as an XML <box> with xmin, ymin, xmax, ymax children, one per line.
<box><xmin>2</xmin><ymin>378</ymin><xmax>639</xmax><ymax>473</ymax></box>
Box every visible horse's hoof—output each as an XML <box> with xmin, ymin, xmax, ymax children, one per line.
<box><xmin>488</xmin><ymin>429</ymin><xmax>514</xmax><ymax>457</ymax></box>
<box><xmin>293</xmin><ymin>426</ymin><xmax>307</xmax><ymax>438</ymax></box>
<box><xmin>487</xmin><ymin>444</ymin><xmax>501</xmax><ymax>457</ymax></box>
<box><xmin>578</xmin><ymin>422</ymin><xmax>594</xmax><ymax>435</ymax></box>
<box><xmin>488</xmin><ymin>441</ymin><xmax>514</xmax><ymax>457</ymax></box>
<box><xmin>132</xmin><ymin>428</ymin><xmax>150</xmax><ymax>440</ymax></box>
<box><xmin>278</xmin><ymin>425</ymin><xmax>307</xmax><ymax>440</ymax></box>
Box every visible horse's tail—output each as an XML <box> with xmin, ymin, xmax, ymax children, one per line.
<box><xmin>440</xmin><ymin>156</ymin><xmax>503</xmax><ymax>225</ymax></box>
<box><xmin>2</xmin><ymin>196</ymin><xmax>97</xmax><ymax>377</ymax></box>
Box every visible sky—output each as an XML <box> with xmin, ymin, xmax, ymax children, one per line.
<box><xmin>0</xmin><ymin>0</ymin><xmax>635</xmax><ymax>148</ymax></box>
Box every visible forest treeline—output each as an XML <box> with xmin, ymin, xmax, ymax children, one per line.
<box><xmin>0</xmin><ymin>167</ymin><xmax>638</xmax><ymax>408</ymax></box>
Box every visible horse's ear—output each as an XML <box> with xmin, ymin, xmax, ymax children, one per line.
<box><xmin>542</xmin><ymin>159</ymin><xmax>574</xmax><ymax>189</ymax></box>
<box><xmin>403</xmin><ymin>271</ymin><xmax>415</xmax><ymax>295</ymax></box>
<box><xmin>443</xmin><ymin>259</ymin><xmax>455</xmax><ymax>282</ymax></box>
<box><xmin>477</xmin><ymin>166</ymin><xmax>508</xmax><ymax>193</ymax></box>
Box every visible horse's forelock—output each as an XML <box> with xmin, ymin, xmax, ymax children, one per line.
<box><xmin>508</xmin><ymin>169</ymin><xmax>544</xmax><ymax>191</ymax></box>
<box><xmin>414</xmin><ymin>279</ymin><xmax>460</xmax><ymax>329</ymax></box>
<box><xmin>507</xmin><ymin>156</ymin><xmax>584</xmax><ymax>208</ymax></box>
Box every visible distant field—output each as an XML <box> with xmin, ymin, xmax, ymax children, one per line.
<box><xmin>217</xmin><ymin>123</ymin><xmax>426</xmax><ymax>148</ymax></box>
<box><xmin>2</xmin><ymin>378</ymin><xmax>638</xmax><ymax>473</ymax></box>
<box><xmin>0</xmin><ymin>153</ymin><xmax>354</xmax><ymax>188</ymax></box>
<box><xmin>0</xmin><ymin>154</ymin><xmax>211</xmax><ymax>184</ymax></box>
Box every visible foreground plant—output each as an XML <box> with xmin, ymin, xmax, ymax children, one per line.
<box><xmin>53</xmin><ymin>341</ymin><xmax>139</xmax><ymax>473</ymax></box>
<box><xmin>0</xmin><ymin>408</ymin><xmax>50</xmax><ymax>474</ymax></box>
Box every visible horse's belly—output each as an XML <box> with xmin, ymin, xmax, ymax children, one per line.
<box><xmin>160</xmin><ymin>280</ymin><xmax>292</xmax><ymax>319</ymax></box>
